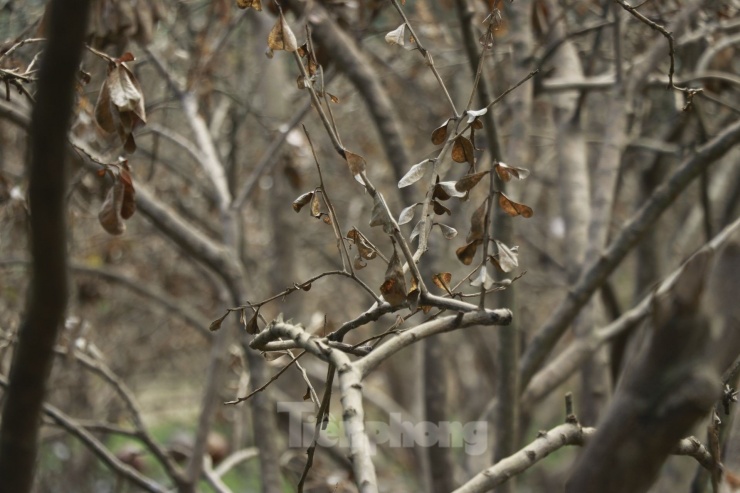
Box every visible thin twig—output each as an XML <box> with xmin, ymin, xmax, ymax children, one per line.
<box><xmin>225</xmin><ymin>351</ymin><xmax>306</xmax><ymax>405</ymax></box>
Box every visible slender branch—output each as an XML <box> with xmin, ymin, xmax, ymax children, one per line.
<box><xmin>520</xmin><ymin>117</ymin><xmax>740</xmax><ymax>387</ymax></box>
<box><xmin>453</xmin><ymin>424</ymin><xmax>713</xmax><ymax>493</ymax></box>
<box><xmin>356</xmin><ymin>308</ymin><xmax>512</xmax><ymax>378</ymax></box>
<box><xmin>225</xmin><ymin>352</ymin><xmax>306</xmax><ymax>405</ymax></box>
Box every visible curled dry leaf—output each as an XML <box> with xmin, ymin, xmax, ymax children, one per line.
<box><xmin>451</xmin><ymin>136</ymin><xmax>475</xmax><ymax>165</ymax></box>
<box><xmin>436</xmin><ymin>223</ymin><xmax>458</xmax><ymax>239</ymax></box>
<box><xmin>267</xmin><ymin>11</ymin><xmax>298</xmax><ymax>52</ymax></box>
<box><xmin>491</xmin><ymin>240</ymin><xmax>519</xmax><ymax>273</ymax></box>
<box><xmin>236</xmin><ymin>0</ymin><xmax>262</xmax><ymax>10</ymax></box>
<box><xmin>209</xmin><ymin>312</ymin><xmax>229</xmax><ymax>332</ymax></box>
<box><xmin>456</xmin><ymin>239</ymin><xmax>482</xmax><ymax>265</ymax></box>
<box><xmin>398</xmin><ymin>203</ymin><xmax>418</xmax><ymax>225</ymax></box>
<box><xmin>495</xmin><ymin>162</ymin><xmax>530</xmax><ymax>182</ymax></box>
<box><xmin>94</xmin><ymin>58</ymin><xmax>146</xmax><ymax>153</ymax></box>
<box><xmin>380</xmin><ymin>248</ymin><xmax>407</xmax><ymax>306</ymax></box>
<box><xmin>385</xmin><ymin>24</ymin><xmax>405</xmax><ymax>46</ymax></box>
<box><xmin>98</xmin><ymin>178</ymin><xmax>126</xmax><ymax>235</ymax></box>
<box><xmin>466</xmin><ymin>199</ymin><xmax>487</xmax><ymax>242</ymax></box>
<box><xmin>344</xmin><ymin>149</ymin><xmax>367</xmax><ymax>177</ymax></box>
<box><xmin>398</xmin><ymin>159</ymin><xmax>432</xmax><ymax>188</ymax></box>
<box><xmin>292</xmin><ymin>191</ymin><xmax>314</xmax><ymax>212</ymax></box>
<box><xmin>310</xmin><ymin>192</ymin><xmax>321</xmax><ymax>218</ymax></box>
<box><xmin>498</xmin><ymin>192</ymin><xmax>534</xmax><ymax>218</ymax></box>
<box><xmin>245</xmin><ymin>311</ymin><xmax>261</xmax><ymax>335</ymax></box>
<box><xmin>431</xmin><ymin>119</ymin><xmax>451</xmax><ymax>145</ymax></box>
<box><xmin>347</xmin><ymin>228</ymin><xmax>377</xmax><ymax>260</ymax></box>
<box><xmin>455</xmin><ymin>171</ymin><xmax>489</xmax><ymax>193</ymax></box>
<box><xmin>432</xmin><ymin>272</ymin><xmax>452</xmax><ymax>292</ymax></box>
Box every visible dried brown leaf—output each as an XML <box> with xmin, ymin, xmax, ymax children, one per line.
<box><xmin>292</xmin><ymin>191</ymin><xmax>314</xmax><ymax>212</ymax></box>
<box><xmin>466</xmin><ymin>199</ymin><xmax>487</xmax><ymax>242</ymax></box>
<box><xmin>94</xmin><ymin>76</ymin><xmax>116</xmax><ymax>133</ymax></box>
<box><xmin>344</xmin><ymin>149</ymin><xmax>366</xmax><ymax>176</ymax></box>
<box><xmin>119</xmin><ymin>164</ymin><xmax>136</xmax><ymax>220</ymax></box>
<box><xmin>498</xmin><ymin>192</ymin><xmax>534</xmax><ymax>218</ymax></box>
<box><xmin>95</xmin><ymin>60</ymin><xmax>146</xmax><ymax>153</ymax></box>
<box><xmin>310</xmin><ymin>192</ymin><xmax>321</xmax><ymax>218</ymax></box>
<box><xmin>236</xmin><ymin>0</ymin><xmax>262</xmax><ymax>10</ymax></box>
<box><xmin>98</xmin><ymin>179</ymin><xmax>126</xmax><ymax>235</ymax></box>
<box><xmin>209</xmin><ymin>312</ymin><xmax>229</xmax><ymax>332</ymax></box>
<box><xmin>380</xmin><ymin>248</ymin><xmax>407</xmax><ymax>306</ymax></box>
<box><xmin>267</xmin><ymin>11</ymin><xmax>298</xmax><ymax>52</ymax></box>
<box><xmin>451</xmin><ymin>136</ymin><xmax>475</xmax><ymax>165</ymax></box>
<box><xmin>495</xmin><ymin>162</ymin><xmax>530</xmax><ymax>182</ymax></box>
<box><xmin>432</xmin><ymin>272</ymin><xmax>452</xmax><ymax>291</ymax></box>
<box><xmin>245</xmin><ymin>311</ymin><xmax>260</xmax><ymax>335</ymax></box>
<box><xmin>456</xmin><ymin>240</ymin><xmax>482</xmax><ymax>265</ymax></box>
<box><xmin>107</xmin><ymin>64</ymin><xmax>146</xmax><ymax>123</ymax></box>
<box><xmin>432</xmin><ymin>200</ymin><xmax>451</xmax><ymax>216</ymax></box>
<box><xmin>347</xmin><ymin>228</ymin><xmax>377</xmax><ymax>260</ymax></box>
<box><xmin>455</xmin><ymin>171</ymin><xmax>488</xmax><ymax>193</ymax></box>
<box><xmin>431</xmin><ymin>119</ymin><xmax>451</xmax><ymax>145</ymax></box>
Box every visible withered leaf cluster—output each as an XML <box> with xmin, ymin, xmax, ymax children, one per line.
<box><xmin>94</xmin><ymin>53</ymin><xmax>146</xmax><ymax>153</ymax></box>
<box><xmin>347</xmin><ymin>228</ymin><xmax>378</xmax><ymax>270</ymax></box>
<box><xmin>292</xmin><ymin>190</ymin><xmax>331</xmax><ymax>223</ymax></box>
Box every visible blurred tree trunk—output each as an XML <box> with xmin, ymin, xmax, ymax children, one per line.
<box><xmin>0</xmin><ymin>1</ymin><xmax>91</xmax><ymax>491</ymax></box>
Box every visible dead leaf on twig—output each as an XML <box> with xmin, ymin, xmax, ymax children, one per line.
<box><xmin>380</xmin><ymin>247</ymin><xmax>407</xmax><ymax>306</ymax></box>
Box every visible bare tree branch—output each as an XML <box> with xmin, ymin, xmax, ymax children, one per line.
<box><xmin>520</xmin><ymin>117</ymin><xmax>740</xmax><ymax>387</ymax></box>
